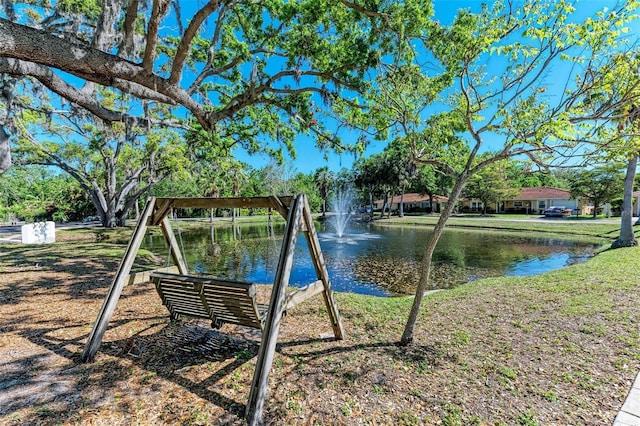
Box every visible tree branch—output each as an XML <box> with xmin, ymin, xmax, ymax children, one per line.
<box><xmin>0</xmin><ymin>18</ymin><xmax>210</xmax><ymax>127</ymax></box>
<box><xmin>119</xmin><ymin>0</ymin><xmax>140</xmax><ymax>57</ymax></box>
<box><xmin>170</xmin><ymin>0</ymin><xmax>221</xmax><ymax>84</ymax></box>
<box><xmin>0</xmin><ymin>58</ymin><xmax>188</xmax><ymax>129</ymax></box>
<box><xmin>143</xmin><ymin>0</ymin><xmax>171</xmax><ymax>73</ymax></box>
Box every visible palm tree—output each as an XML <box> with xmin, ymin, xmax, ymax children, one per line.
<box><xmin>314</xmin><ymin>166</ymin><xmax>334</xmax><ymax>217</ymax></box>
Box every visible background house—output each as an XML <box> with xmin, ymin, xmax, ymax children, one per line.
<box><xmin>504</xmin><ymin>187</ymin><xmax>580</xmax><ymax>214</ymax></box>
<box><xmin>461</xmin><ymin>187</ymin><xmax>589</xmax><ymax>215</ymax></box>
<box><xmin>374</xmin><ymin>188</ymin><xmax>591</xmax><ymax>216</ymax></box>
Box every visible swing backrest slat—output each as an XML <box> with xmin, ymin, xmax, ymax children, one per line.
<box><xmin>151</xmin><ymin>271</ymin><xmax>265</xmax><ymax>330</ymax></box>
<box><xmin>153</xmin><ymin>276</ymin><xmax>210</xmax><ymax>321</ymax></box>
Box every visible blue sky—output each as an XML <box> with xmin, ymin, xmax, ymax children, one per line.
<box><xmin>236</xmin><ymin>0</ymin><xmax>637</xmax><ymax>175</ymax></box>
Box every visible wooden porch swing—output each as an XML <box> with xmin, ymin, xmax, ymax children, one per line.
<box><xmin>81</xmin><ymin>194</ymin><xmax>345</xmax><ymax>425</ymax></box>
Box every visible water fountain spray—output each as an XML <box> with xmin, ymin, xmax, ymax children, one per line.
<box><xmin>331</xmin><ymin>189</ymin><xmax>353</xmax><ymax>238</ymax></box>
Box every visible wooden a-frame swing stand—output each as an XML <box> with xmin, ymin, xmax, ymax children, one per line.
<box><xmin>81</xmin><ymin>194</ymin><xmax>345</xmax><ymax>425</ymax></box>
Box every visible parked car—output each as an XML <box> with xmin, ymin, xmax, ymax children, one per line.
<box><xmin>543</xmin><ymin>206</ymin><xmax>572</xmax><ymax>217</ymax></box>
<box><xmin>82</xmin><ymin>215</ymin><xmax>100</xmax><ymax>223</ymax></box>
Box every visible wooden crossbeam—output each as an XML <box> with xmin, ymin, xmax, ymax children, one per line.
<box><xmin>284</xmin><ymin>280</ymin><xmax>324</xmax><ymax>311</ymax></box>
<box><xmin>149</xmin><ymin>196</ymin><xmax>293</xmax><ymax>225</ymax></box>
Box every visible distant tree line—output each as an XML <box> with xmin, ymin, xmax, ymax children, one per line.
<box><xmin>2</xmin><ymin>154</ymin><xmax>631</xmax><ymax>225</ymax></box>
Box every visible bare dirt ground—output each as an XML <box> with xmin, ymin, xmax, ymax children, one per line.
<box><xmin>1</xmin><ymin>231</ymin><xmax>640</xmax><ymax>425</ymax></box>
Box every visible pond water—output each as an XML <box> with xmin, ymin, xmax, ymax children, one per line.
<box><xmin>143</xmin><ymin>221</ymin><xmax>600</xmax><ymax>297</ymax></box>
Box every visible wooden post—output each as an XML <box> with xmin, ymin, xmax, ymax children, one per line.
<box><xmin>160</xmin><ymin>215</ymin><xmax>188</xmax><ymax>275</ymax></box>
<box><xmin>82</xmin><ymin>197</ymin><xmax>157</xmax><ymax>362</ymax></box>
<box><xmin>245</xmin><ymin>194</ymin><xmax>304</xmax><ymax>425</ymax></box>
<box><xmin>301</xmin><ymin>194</ymin><xmax>345</xmax><ymax>340</ymax></box>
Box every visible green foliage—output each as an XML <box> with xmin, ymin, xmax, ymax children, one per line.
<box><xmin>462</xmin><ymin>159</ymin><xmax>519</xmax><ymax>214</ymax></box>
<box><xmin>57</xmin><ymin>0</ymin><xmax>100</xmax><ymax>19</ymax></box>
<box><xmin>353</xmin><ymin>142</ymin><xmax>418</xmax><ymax>210</ymax></box>
<box><xmin>13</xmin><ymin>89</ymin><xmax>191</xmax><ymax>226</ymax></box>
<box><xmin>567</xmin><ymin>166</ymin><xmax>625</xmax><ymax>217</ymax></box>
<box><xmin>0</xmin><ymin>166</ymin><xmax>93</xmax><ymax>221</ymax></box>
<box><xmin>292</xmin><ymin>172</ymin><xmax>322</xmax><ymax>212</ymax></box>
<box><xmin>408</xmin><ymin>165</ymin><xmax>454</xmax><ymax>199</ymax></box>
<box><xmin>313</xmin><ymin>166</ymin><xmax>333</xmax><ymax>207</ymax></box>
<box><xmin>505</xmin><ymin>161</ymin><xmax>567</xmax><ymax>189</ymax></box>
<box><xmin>171</xmin><ymin>0</ymin><xmax>435</xmax><ymax>159</ymax></box>
<box><xmin>516</xmin><ymin>411</ymin><xmax>538</xmax><ymax>426</ymax></box>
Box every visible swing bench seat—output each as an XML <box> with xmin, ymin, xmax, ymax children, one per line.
<box><xmin>150</xmin><ymin>271</ymin><xmax>269</xmax><ymax>331</ymax></box>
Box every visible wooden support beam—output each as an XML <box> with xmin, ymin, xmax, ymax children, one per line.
<box><xmin>268</xmin><ymin>195</ymin><xmax>289</xmax><ymax>220</ymax></box>
<box><xmin>301</xmin><ymin>194</ymin><xmax>345</xmax><ymax>340</ymax></box>
<box><xmin>152</xmin><ymin>197</ymin><xmax>174</xmax><ymax>226</ymax></box>
<box><xmin>160</xmin><ymin>216</ymin><xmax>188</xmax><ymax>275</ymax></box>
<box><xmin>82</xmin><ymin>197</ymin><xmax>157</xmax><ymax>362</ymax></box>
<box><xmin>246</xmin><ymin>194</ymin><xmax>304</xmax><ymax>425</ymax></box>
<box><xmin>284</xmin><ymin>280</ymin><xmax>323</xmax><ymax>311</ymax></box>
<box><xmin>162</xmin><ymin>196</ymin><xmax>293</xmax><ymax>210</ymax></box>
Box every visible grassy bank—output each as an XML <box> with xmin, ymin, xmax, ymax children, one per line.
<box><xmin>375</xmin><ymin>214</ymin><xmax>623</xmax><ymax>239</ymax></box>
<box><xmin>0</xmin><ymin>227</ymin><xmax>639</xmax><ymax>424</ymax></box>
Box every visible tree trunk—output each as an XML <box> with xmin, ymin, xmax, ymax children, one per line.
<box><xmin>612</xmin><ymin>154</ymin><xmax>638</xmax><ymax>248</ymax></box>
<box><xmin>102</xmin><ymin>206</ymin><xmax>118</xmax><ymax>228</ymax></box>
<box><xmin>0</xmin><ymin>125</ymin><xmax>11</xmax><ymax>174</ymax></box>
<box><xmin>400</xmin><ymin>175</ymin><xmax>467</xmax><ymax>345</ymax></box>
<box><xmin>380</xmin><ymin>192</ymin><xmax>388</xmax><ymax>218</ymax></box>
<box><xmin>116</xmin><ymin>213</ymin><xmax>127</xmax><ymax>227</ymax></box>
<box><xmin>399</xmin><ymin>184</ymin><xmax>405</xmax><ymax>218</ymax></box>
<box><xmin>387</xmin><ymin>193</ymin><xmax>395</xmax><ymax>219</ymax></box>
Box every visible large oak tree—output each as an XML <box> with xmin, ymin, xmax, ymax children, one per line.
<box><xmin>0</xmin><ymin>0</ymin><xmax>428</xmax><ymax>173</ymax></box>
<box><xmin>0</xmin><ymin>0</ymin><xmax>429</xmax><ymax>228</ymax></box>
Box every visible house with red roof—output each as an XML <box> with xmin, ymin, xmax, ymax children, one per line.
<box><xmin>373</xmin><ymin>187</ymin><xmax>592</xmax><ymax>216</ymax></box>
<box><xmin>505</xmin><ymin>187</ymin><xmax>580</xmax><ymax>214</ymax></box>
<box><xmin>462</xmin><ymin>187</ymin><xmax>590</xmax><ymax>215</ymax></box>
